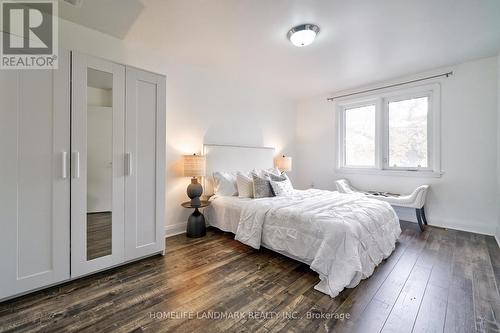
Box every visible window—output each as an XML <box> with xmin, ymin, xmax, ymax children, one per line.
<box><xmin>387</xmin><ymin>96</ymin><xmax>429</xmax><ymax>169</ymax></box>
<box><xmin>337</xmin><ymin>84</ymin><xmax>441</xmax><ymax>176</ymax></box>
<box><xmin>344</xmin><ymin>104</ymin><xmax>376</xmax><ymax>167</ymax></box>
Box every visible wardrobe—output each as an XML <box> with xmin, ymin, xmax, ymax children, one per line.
<box><xmin>0</xmin><ymin>50</ymin><xmax>166</xmax><ymax>300</ymax></box>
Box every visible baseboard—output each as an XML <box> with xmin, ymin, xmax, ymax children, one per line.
<box><xmin>392</xmin><ymin>206</ymin><xmax>495</xmax><ymax>236</ymax></box>
<box><xmin>165</xmin><ymin>222</ymin><xmax>186</xmax><ymax>238</ymax></box>
<box><xmin>426</xmin><ymin>218</ymin><xmax>496</xmax><ymax>236</ymax></box>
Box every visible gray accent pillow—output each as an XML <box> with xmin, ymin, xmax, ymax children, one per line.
<box><xmin>252</xmin><ymin>173</ymin><xmax>274</xmax><ymax>198</ymax></box>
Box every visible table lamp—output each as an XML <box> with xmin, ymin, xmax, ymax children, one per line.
<box><xmin>183</xmin><ymin>153</ymin><xmax>206</xmax><ymax>206</ymax></box>
<box><xmin>276</xmin><ymin>155</ymin><xmax>292</xmax><ymax>173</ymax></box>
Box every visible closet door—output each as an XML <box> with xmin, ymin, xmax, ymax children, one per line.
<box><xmin>71</xmin><ymin>52</ymin><xmax>125</xmax><ymax>278</ymax></box>
<box><xmin>125</xmin><ymin>67</ymin><xmax>166</xmax><ymax>261</ymax></box>
<box><xmin>0</xmin><ymin>50</ymin><xmax>70</xmax><ymax>300</ymax></box>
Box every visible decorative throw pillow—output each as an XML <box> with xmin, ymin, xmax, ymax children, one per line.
<box><xmin>236</xmin><ymin>172</ymin><xmax>254</xmax><ymax>198</ymax></box>
<box><xmin>269</xmin><ymin>173</ymin><xmax>287</xmax><ymax>182</ymax></box>
<box><xmin>213</xmin><ymin>171</ymin><xmax>238</xmax><ymax>196</ymax></box>
<box><xmin>270</xmin><ymin>178</ymin><xmax>294</xmax><ymax>196</ymax></box>
<box><xmin>269</xmin><ymin>167</ymin><xmax>281</xmax><ymax>176</ymax></box>
<box><xmin>252</xmin><ymin>173</ymin><xmax>274</xmax><ymax>198</ymax></box>
<box><xmin>269</xmin><ymin>172</ymin><xmax>293</xmax><ymax>186</ymax></box>
<box><xmin>268</xmin><ymin>173</ymin><xmax>294</xmax><ymax>196</ymax></box>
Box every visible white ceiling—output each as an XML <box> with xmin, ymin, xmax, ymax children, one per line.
<box><xmin>59</xmin><ymin>0</ymin><xmax>144</xmax><ymax>38</ymax></box>
<box><xmin>60</xmin><ymin>0</ymin><xmax>500</xmax><ymax>100</ymax></box>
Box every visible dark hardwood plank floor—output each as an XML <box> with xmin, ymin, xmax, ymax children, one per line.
<box><xmin>1</xmin><ymin>221</ymin><xmax>499</xmax><ymax>333</ymax></box>
<box><xmin>87</xmin><ymin>212</ymin><xmax>112</xmax><ymax>260</ymax></box>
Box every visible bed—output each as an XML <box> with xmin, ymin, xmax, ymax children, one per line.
<box><xmin>203</xmin><ymin>144</ymin><xmax>401</xmax><ymax>298</ymax></box>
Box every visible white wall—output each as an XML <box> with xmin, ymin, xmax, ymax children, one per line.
<box><xmin>58</xmin><ymin>19</ymin><xmax>297</xmax><ymax>236</ymax></box>
<box><xmin>88</xmin><ymin>87</ymin><xmax>112</xmax><ymax>107</ymax></box>
<box><xmin>86</xmin><ymin>88</ymin><xmax>113</xmax><ymax>213</ymax></box>
<box><xmin>295</xmin><ymin>57</ymin><xmax>499</xmax><ymax>235</ymax></box>
<box><xmin>87</xmin><ymin>106</ymin><xmax>113</xmax><ymax>213</ymax></box>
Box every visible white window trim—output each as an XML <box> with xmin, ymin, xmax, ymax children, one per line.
<box><xmin>336</xmin><ymin>83</ymin><xmax>442</xmax><ymax>178</ymax></box>
<box><xmin>338</xmin><ymin>98</ymin><xmax>379</xmax><ymax>169</ymax></box>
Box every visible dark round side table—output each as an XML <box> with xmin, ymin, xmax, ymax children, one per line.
<box><xmin>181</xmin><ymin>200</ymin><xmax>210</xmax><ymax>238</ymax></box>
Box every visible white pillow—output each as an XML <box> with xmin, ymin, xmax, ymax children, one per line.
<box><xmin>236</xmin><ymin>172</ymin><xmax>254</xmax><ymax>198</ymax></box>
<box><xmin>270</xmin><ymin>176</ymin><xmax>294</xmax><ymax>196</ymax></box>
<box><xmin>213</xmin><ymin>171</ymin><xmax>238</xmax><ymax>196</ymax></box>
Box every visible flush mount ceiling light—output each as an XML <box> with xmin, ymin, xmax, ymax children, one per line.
<box><xmin>287</xmin><ymin>24</ymin><xmax>320</xmax><ymax>47</ymax></box>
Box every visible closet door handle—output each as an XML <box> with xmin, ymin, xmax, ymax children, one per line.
<box><xmin>125</xmin><ymin>152</ymin><xmax>132</xmax><ymax>176</ymax></box>
<box><xmin>61</xmin><ymin>151</ymin><xmax>68</xmax><ymax>179</ymax></box>
<box><xmin>72</xmin><ymin>152</ymin><xmax>80</xmax><ymax>179</ymax></box>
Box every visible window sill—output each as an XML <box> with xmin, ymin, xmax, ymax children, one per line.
<box><xmin>335</xmin><ymin>168</ymin><xmax>443</xmax><ymax>178</ymax></box>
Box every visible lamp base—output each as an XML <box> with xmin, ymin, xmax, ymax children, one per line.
<box><xmin>187</xmin><ymin>177</ymin><xmax>203</xmax><ymax>207</ymax></box>
<box><xmin>190</xmin><ymin>197</ymin><xmax>201</xmax><ymax>207</ymax></box>
<box><xmin>186</xmin><ymin>208</ymin><xmax>206</xmax><ymax>238</ymax></box>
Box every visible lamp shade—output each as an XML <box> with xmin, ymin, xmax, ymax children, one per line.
<box><xmin>276</xmin><ymin>155</ymin><xmax>292</xmax><ymax>172</ymax></box>
<box><xmin>183</xmin><ymin>154</ymin><xmax>206</xmax><ymax>177</ymax></box>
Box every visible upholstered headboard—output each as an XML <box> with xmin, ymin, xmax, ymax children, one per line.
<box><xmin>203</xmin><ymin>144</ymin><xmax>276</xmax><ymax>197</ymax></box>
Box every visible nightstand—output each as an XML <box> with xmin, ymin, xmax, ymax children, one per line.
<box><xmin>181</xmin><ymin>200</ymin><xmax>210</xmax><ymax>238</ymax></box>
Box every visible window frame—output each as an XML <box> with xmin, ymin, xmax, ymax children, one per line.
<box><xmin>336</xmin><ymin>83</ymin><xmax>442</xmax><ymax>178</ymax></box>
<box><xmin>339</xmin><ymin>99</ymin><xmax>379</xmax><ymax>169</ymax></box>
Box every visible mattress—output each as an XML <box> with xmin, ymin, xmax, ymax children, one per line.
<box><xmin>206</xmin><ymin>195</ymin><xmax>249</xmax><ymax>233</ymax></box>
<box><xmin>205</xmin><ymin>195</ymin><xmax>313</xmax><ymax>264</ymax></box>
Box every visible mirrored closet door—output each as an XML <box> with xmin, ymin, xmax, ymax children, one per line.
<box><xmin>71</xmin><ymin>52</ymin><xmax>125</xmax><ymax>278</ymax></box>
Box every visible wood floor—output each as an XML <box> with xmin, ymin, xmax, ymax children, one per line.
<box><xmin>87</xmin><ymin>212</ymin><xmax>112</xmax><ymax>260</ymax></box>
<box><xmin>1</xmin><ymin>221</ymin><xmax>500</xmax><ymax>333</ymax></box>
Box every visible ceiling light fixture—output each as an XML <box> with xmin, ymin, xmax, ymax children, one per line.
<box><xmin>287</xmin><ymin>24</ymin><xmax>320</xmax><ymax>47</ymax></box>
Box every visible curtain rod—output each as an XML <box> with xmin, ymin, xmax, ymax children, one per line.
<box><xmin>326</xmin><ymin>71</ymin><xmax>453</xmax><ymax>101</ymax></box>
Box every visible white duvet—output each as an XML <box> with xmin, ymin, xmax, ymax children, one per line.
<box><xmin>234</xmin><ymin>189</ymin><xmax>401</xmax><ymax>298</ymax></box>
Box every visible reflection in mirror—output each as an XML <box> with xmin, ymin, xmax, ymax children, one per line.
<box><xmin>86</xmin><ymin>68</ymin><xmax>113</xmax><ymax>260</ymax></box>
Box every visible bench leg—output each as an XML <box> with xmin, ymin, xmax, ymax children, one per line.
<box><xmin>421</xmin><ymin>206</ymin><xmax>428</xmax><ymax>225</ymax></box>
<box><xmin>416</xmin><ymin>208</ymin><xmax>425</xmax><ymax>232</ymax></box>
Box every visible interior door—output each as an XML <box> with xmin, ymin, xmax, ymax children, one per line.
<box><xmin>124</xmin><ymin>67</ymin><xmax>166</xmax><ymax>260</ymax></box>
<box><xmin>0</xmin><ymin>50</ymin><xmax>70</xmax><ymax>300</ymax></box>
<box><xmin>71</xmin><ymin>51</ymin><xmax>125</xmax><ymax>278</ymax></box>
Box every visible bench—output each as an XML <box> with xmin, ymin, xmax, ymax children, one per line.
<box><xmin>335</xmin><ymin>179</ymin><xmax>430</xmax><ymax>231</ymax></box>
